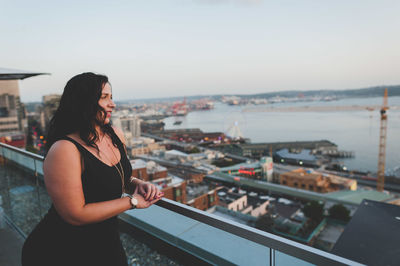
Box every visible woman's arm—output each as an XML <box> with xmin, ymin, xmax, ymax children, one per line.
<box><xmin>44</xmin><ymin>140</ymin><xmax>159</xmax><ymax>226</ymax></box>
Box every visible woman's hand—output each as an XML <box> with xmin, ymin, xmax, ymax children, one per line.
<box><xmin>131</xmin><ymin>193</ymin><xmax>161</xmax><ymax>209</ymax></box>
<box><xmin>133</xmin><ymin>179</ymin><xmax>164</xmax><ymax>201</ymax></box>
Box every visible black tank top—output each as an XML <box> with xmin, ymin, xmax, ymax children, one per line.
<box><xmin>22</xmin><ymin>128</ymin><xmax>132</xmax><ymax>266</ymax></box>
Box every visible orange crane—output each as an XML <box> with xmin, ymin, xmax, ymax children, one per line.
<box><xmin>377</xmin><ymin>88</ymin><xmax>389</xmax><ymax>192</ymax></box>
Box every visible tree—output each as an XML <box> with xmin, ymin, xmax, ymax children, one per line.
<box><xmin>328</xmin><ymin>204</ymin><xmax>351</xmax><ymax>222</ymax></box>
<box><xmin>303</xmin><ymin>201</ymin><xmax>324</xmax><ymax>222</ymax></box>
<box><xmin>255</xmin><ymin>214</ymin><xmax>274</xmax><ymax>233</ymax></box>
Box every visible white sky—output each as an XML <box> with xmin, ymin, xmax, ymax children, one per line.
<box><xmin>1</xmin><ymin>0</ymin><xmax>400</xmax><ymax>102</ymax></box>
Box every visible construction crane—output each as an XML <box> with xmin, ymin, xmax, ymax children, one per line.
<box><xmin>377</xmin><ymin>88</ymin><xmax>389</xmax><ymax>192</ymax></box>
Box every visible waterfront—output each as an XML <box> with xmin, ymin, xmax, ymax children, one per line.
<box><xmin>164</xmin><ymin>96</ymin><xmax>400</xmax><ymax>174</ymax></box>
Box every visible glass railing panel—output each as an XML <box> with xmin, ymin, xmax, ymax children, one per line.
<box><xmin>0</xmin><ymin>157</ymin><xmax>42</xmax><ymax>236</ymax></box>
<box><xmin>120</xmin><ymin>205</ymin><xmax>272</xmax><ymax>265</ymax></box>
<box><xmin>0</xmin><ymin>146</ymin><xmax>183</xmax><ymax>265</ymax></box>
<box><xmin>119</xmin><ymin>231</ymin><xmax>182</xmax><ymax>265</ymax></box>
<box><xmin>34</xmin><ymin>159</ymin><xmax>44</xmax><ymax>176</ymax></box>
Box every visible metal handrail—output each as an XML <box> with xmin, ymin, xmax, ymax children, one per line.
<box><xmin>0</xmin><ymin>142</ymin><xmax>44</xmax><ymax>161</ymax></box>
<box><xmin>0</xmin><ymin>142</ymin><xmax>363</xmax><ymax>266</ymax></box>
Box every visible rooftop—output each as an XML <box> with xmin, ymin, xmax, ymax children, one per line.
<box><xmin>276</xmin><ymin>149</ymin><xmax>317</xmax><ymax>162</ymax></box>
<box><xmin>326</xmin><ymin>189</ymin><xmax>394</xmax><ymax>205</ymax></box>
<box><xmin>333</xmin><ymin>200</ymin><xmax>400</xmax><ymax>265</ymax></box>
<box><xmin>130</xmin><ymin>158</ymin><xmax>147</xmax><ymax>169</ymax></box>
<box><xmin>0</xmin><ymin>67</ymin><xmax>49</xmax><ymax>80</ymax></box>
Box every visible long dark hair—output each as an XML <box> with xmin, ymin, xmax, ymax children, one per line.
<box><xmin>46</xmin><ymin>72</ymin><xmax>117</xmax><ymax>153</ymax></box>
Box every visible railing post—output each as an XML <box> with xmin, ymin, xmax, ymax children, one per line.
<box><xmin>1</xmin><ymin>147</ymin><xmax>13</xmax><ymax>221</ymax></box>
<box><xmin>269</xmin><ymin>248</ymin><xmax>275</xmax><ymax>266</ymax></box>
<box><xmin>34</xmin><ymin>159</ymin><xmax>43</xmax><ymax>218</ymax></box>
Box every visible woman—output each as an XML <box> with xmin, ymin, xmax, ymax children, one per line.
<box><xmin>22</xmin><ymin>72</ymin><xmax>162</xmax><ymax>266</ymax></box>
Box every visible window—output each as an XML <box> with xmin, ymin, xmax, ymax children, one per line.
<box><xmin>309</xmin><ymin>185</ymin><xmax>314</xmax><ymax>190</ymax></box>
<box><xmin>294</xmin><ymin>182</ymin><xmax>298</xmax><ymax>187</ymax></box>
<box><xmin>301</xmin><ymin>184</ymin><xmax>305</xmax><ymax>189</ymax></box>
<box><xmin>209</xmin><ymin>195</ymin><xmax>214</xmax><ymax>203</ymax></box>
<box><xmin>175</xmin><ymin>188</ymin><xmax>181</xmax><ymax>197</ymax></box>
<box><xmin>283</xmin><ymin>180</ymin><xmax>287</xmax><ymax>185</ymax></box>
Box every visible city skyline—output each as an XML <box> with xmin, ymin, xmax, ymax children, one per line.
<box><xmin>2</xmin><ymin>0</ymin><xmax>400</xmax><ymax>102</ymax></box>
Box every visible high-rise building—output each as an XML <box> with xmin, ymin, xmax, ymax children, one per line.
<box><xmin>0</xmin><ymin>68</ymin><xmax>47</xmax><ymax>147</ymax></box>
<box><xmin>40</xmin><ymin>94</ymin><xmax>61</xmax><ymax>132</ymax></box>
<box><xmin>112</xmin><ymin>114</ymin><xmax>141</xmax><ymax>147</ymax></box>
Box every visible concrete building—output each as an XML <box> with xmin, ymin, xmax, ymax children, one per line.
<box><xmin>0</xmin><ymin>68</ymin><xmax>47</xmax><ymax>148</ymax></box>
<box><xmin>280</xmin><ymin>168</ymin><xmax>357</xmax><ymax>193</ymax></box>
<box><xmin>40</xmin><ymin>94</ymin><xmax>61</xmax><ymax>132</ymax></box>
<box><xmin>112</xmin><ymin>114</ymin><xmax>141</xmax><ymax>147</ymax></box>
<box><xmin>130</xmin><ymin>137</ymin><xmax>165</xmax><ymax>157</ymax></box>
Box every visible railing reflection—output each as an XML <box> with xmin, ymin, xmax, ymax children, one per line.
<box><xmin>0</xmin><ymin>142</ymin><xmax>363</xmax><ymax>266</ymax></box>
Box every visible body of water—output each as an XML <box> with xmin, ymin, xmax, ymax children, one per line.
<box><xmin>164</xmin><ymin>96</ymin><xmax>400</xmax><ymax>174</ymax></box>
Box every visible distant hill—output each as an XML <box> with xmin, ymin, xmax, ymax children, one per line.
<box><xmin>118</xmin><ymin>85</ymin><xmax>400</xmax><ymax>103</ymax></box>
<box><xmin>240</xmin><ymin>85</ymin><xmax>400</xmax><ymax>99</ymax></box>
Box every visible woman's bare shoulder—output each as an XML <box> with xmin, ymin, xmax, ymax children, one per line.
<box><xmin>46</xmin><ymin>139</ymin><xmax>80</xmax><ymax>160</ymax></box>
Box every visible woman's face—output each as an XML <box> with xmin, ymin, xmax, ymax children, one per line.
<box><xmin>98</xmin><ymin>82</ymin><xmax>115</xmax><ymax>125</ymax></box>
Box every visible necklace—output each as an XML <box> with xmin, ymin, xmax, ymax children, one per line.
<box><xmin>100</xmin><ymin>135</ymin><xmax>125</xmax><ymax>197</ymax></box>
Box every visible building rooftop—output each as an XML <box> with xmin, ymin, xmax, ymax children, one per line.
<box><xmin>130</xmin><ymin>158</ymin><xmax>147</xmax><ymax>169</ymax></box>
<box><xmin>276</xmin><ymin>149</ymin><xmax>317</xmax><ymax>162</ymax></box>
<box><xmin>151</xmin><ymin>175</ymin><xmax>184</xmax><ymax>190</ymax></box>
<box><xmin>326</xmin><ymin>189</ymin><xmax>394</xmax><ymax>205</ymax></box>
<box><xmin>186</xmin><ymin>183</ymin><xmax>212</xmax><ymax>200</ymax></box>
<box><xmin>282</xmin><ymin>168</ymin><xmax>322</xmax><ymax>180</ymax></box>
<box><xmin>0</xmin><ymin>67</ymin><xmax>49</xmax><ymax>80</ymax></box>
<box><xmin>332</xmin><ymin>200</ymin><xmax>400</xmax><ymax>265</ymax></box>
<box><xmin>220</xmin><ymin>161</ymin><xmax>262</xmax><ymax>172</ymax></box>
<box><xmin>165</xmin><ymin>150</ymin><xmax>188</xmax><ymax>157</ymax></box>
<box><xmin>217</xmin><ymin>187</ymin><xmax>246</xmax><ymax>205</ymax></box>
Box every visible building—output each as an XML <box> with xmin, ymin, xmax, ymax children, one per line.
<box><xmin>40</xmin><ymin>94</ymin><xmax>61</xmax><ymax>132</ymax></box>
<box><xmin>130</xmin><ymin>158</ymin><xmax>187</xmax><ymax>203</ymax></box>
<box><xmin>218</xmin><ymin>140</ymin><xmax>338</xmax><ymax>159</ymax></box>
<box><xmin>130</xmin><ymin>137</ymin><xmax>165</xmax><ymax>157</ymax></box>
<box><xmin>152</xmin><ymin>176</ymin><xmax>187</xmax><ymax>203</ymax></box>
<box><xmin>186</xmin><ymin>183</ymin><xmax>219</xmax><ymax>211</ymax></box>
<box><xmin>130</xmin><ymin>159</ymin><xmax>148</xmax><ymax>181</ymax></box>
<box><xmin>0</xmin><ymin>68</ymin><xmax>48</xmax><ymax>148</ymax></box>
<box><xmin>131</xmin><ymin>159</ymin><xmax>168</xmax><ymax>182</ymax></box>
<box><xmin>216</xmin><ymin>187</ymin><xmax>270</xmax><ymax>218</ymax></box>
<box><xmin>275</xmin><ymin>148</ymin><xmax>322</xmax><ymax>167</ymax></box>
<box><xmin>219</xmin><ymin>157</ymin><xmax>273</xmax><ymax>181</ymax></box>
<box><xmin>217</xmin><ymin>187</ymin><xmax>247</xmax><ymax>212</ymax></box>
<box><xmin>154</xmin><ymin>128</ymin><xmax>228</xmax><ymax>144</ymax></box>
<box><xmin>112</xmin><ymin>114</ymin><xmax>141</xmax><ymax>147</ymax></box>
<box><xmin>280</xmin><ymin>168</ymin><xmax>357</xmax><ymax>193</ymax></box>
<box><xmin>332</xmin><ymin>200</ymin><xmax>400</xmax><ymax>265</ymax></box>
